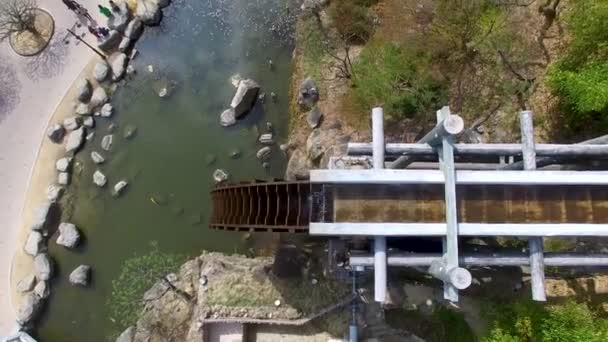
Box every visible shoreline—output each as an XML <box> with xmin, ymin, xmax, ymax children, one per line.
<box><xmin>9</xmin><ymin>57</ymin><xmax>102</xmax><ymax>317</ymax></box>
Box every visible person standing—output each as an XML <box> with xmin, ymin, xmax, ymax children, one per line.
<box><xmin>98</xmin><ymin>4</ymin><xmax>113</xmax><ymax>19</ymax></box>
<box><xmin>88</xmin><ymin>25</ymin><xmax>103</xmax><ymax>40</ymax></box>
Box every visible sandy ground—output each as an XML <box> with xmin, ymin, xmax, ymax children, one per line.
<box><xmin>0</xmin><ymin>0</ymin><xmax>106</xmax><ymax>335</ymax></box>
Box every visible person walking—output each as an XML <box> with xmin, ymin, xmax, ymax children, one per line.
<box><xmin>98</xmin><ymin>4</ymin><xmax>113</xmax><ymax>19</ymax></box>
<box><xmin>88</xmin><ymin>25</ymin><xmax>103</xmax><ymax>40</ymax></box>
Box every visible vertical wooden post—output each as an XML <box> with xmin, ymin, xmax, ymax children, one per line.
<box><xmin>520</xmin><ymin>110</ymin><xmax>547</xmax><ymax>301</ymax></box>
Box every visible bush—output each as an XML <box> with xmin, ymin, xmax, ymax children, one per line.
<box><xmin>329</xmin><ymin>0</ymin><xmax>375</xmax><ymax>44</ymax></box>
<box><xmin>547</xmin><ymin>0</ymin><xmax>608</xmax><ymax>131</ymax></box>
<box><xmin>386</xmin><ymin>306</ymin><xmax>476</xmax><ymax>342</ymax></box>
<box><xmin>107</xmin><ymin>242</ymin><xmax>185</xmax><ymax>331</ymax></box>
<box><xmin>484</xmin><ymin>300</ymin><xmax>608</xmax><ymax>342</ymax></box>
<box><xmin>347</xmin><ymin>40</ymin><xmax>448</xmax><ymax>123</ymax></box>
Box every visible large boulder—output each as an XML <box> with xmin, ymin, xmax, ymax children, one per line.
<box><xmin>94</xmin><ymin>61</ymin><xmax>110</xmax><ymax>82</ymax></box>
<box><xmin>24</xmin><ymin>231</ymin><xmax>44</xmax><ymax>256</ymax></box>
<box><xmin>34</xmin><ymin>254</ymin><xmax>52</xmax><ymax>281</ymax></box>
<box><xmin>16</xmin><ymin>293</ymin><xmax>43</xmax><ymax>325</ymax></box>
<box><xmin>91</xmin><ymin>151</ymin><xmax>105</xmax><ymax>164</ymax></box>
<box><xmin>83</xmin><ymin>116</ymin><xmax>95</xmax><ymax>128</ymax></box>
<box><xmin>256</xmin><ymin>146</ymin><xmax>272</xmax><ymax>161</ymax></box>
<box><xmin>98</xmin><ymin>30</ymin><xmax>122</xmax><ymax>52</ymax></box>
<box><xmin>69</xmin><ymin>265</ymin><xmax>91</xmax><ymax>286</ymax></box>
<box><xmin>118</xmin><ymin>37</ymin><xmax>132</xmax><ymax>53</ymax></box>
<box><xmin>307</xmin><ymin>107</ymin><xmax>323</xmax><ymax>128</ymax></box>
<box><xmin>58</xmin><ymin>172</ymin><xmax>70</xmax><ymax>185</ymax></box>
<box><xmin>259</xmin><ymin>133</ymin><xmax>274</xmax><ymax>145</ymax></box>
<box><xmin>156</xmin><ymin>0</ymin><xmax>171</xmax><ymax>8</ymax></box>
<box><xmin>31</xmin><ymin>201</ymin><xmax>52</xmax><ymax>231</ymax></box>
<box><xmin>93</xmin><ymin>170</ymin><xmax>108</xmax><ymax>187</ymax></box>
<box><xmin>16</xmin><ymin>274</ymin><xmax>37</xmax><ymax>293</ymax></box>
<box><xmin>113</xmin><ymin>180</ymin><xmax>129</xmax><ymax>196</ymax></box>
<box><xmin>76</xmin><ymin>78</ymin><xmax>92</xmax><ymax>102</ymax></box>
<box><xmin>297</xmin><ymin>77</ymin><xmax>319</xmax><ymax>109</ymax></box>
<box><xmin>108</xmin><ymin>2</ymin><xmax>130</xmax><ymax>32</ymax></box>
<box><xmin>101</xmin><ymin>134</ymin><xmax>113</xmax><ymax>151</ymax></box>
<box><xmin>56</xmin><ymin>223</ymin><xmax>81</xmax><ymax>248</ymax></box>
<box><xmin>136</xmin><ymin>0</ymin><xmax>161</xmax><ymax>26</ymax></box>
<box><xmin>75</xmin><ymin>103</ymin><xmax>91</xmax><ymax>116</ymax></box>
<box><xmin>65</xmin><ymin>127</ymin><xmax>85</xmax><ymax>153</ymax></box>
<box><xmin>90</xmin><ymin>87</ymin><xmax>108</xmax><ymax>108</ymax></box>
<box><xmin>212</xmin><ymin>169</ymin><xmax>228</xmax><ymax>184</ymax></box>
<box><xmin>47</xmin><ymin>123</ymin><xmax>65</xmax><ymax>143</ymax></box>
<box><xmin>285</xmin><ymin>149</ymin><xmax>310</xmax><ymax>180</ymax></box>
<box><xmin>125</xmin><ymin>18</ymin><xmax>143</xmax><ymax>40</ymax></box>
<box><xmin>111</xmin><ymin>53</ymin><xmax>128</xmax><ymax>81</ymax></box>
<box><xmin>55</xmin><ymin>157</ymin><xmax>72</xmax><ymax>172</ymax></box>
<box><xmin>230</xmin><ymin>79</ymin><xmax>260</xmax><ymax>118</ymax></box>
<box><xmin>101</xmin><ymin>103</ymin><xmax>114</xmax><ymax>117</ymax></box>
<box><xmin>219</xmin><ymin>108</ymin><xmax>236</xmax><ymax>127</ymax></box>
<box><xmin>34</xmin><ymin>280</ymin><xmax>50</xmax><ymax>299</ymax></box>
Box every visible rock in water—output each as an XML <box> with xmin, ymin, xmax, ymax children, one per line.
<box><xmin>94</xmin><ymin>61</ymin><xmax>110</xmax><ymax>82</ymax></box>
<box><xmin>16</xmin><ymin>274</ymin><xmax>37</xmax><ymax>293</ymax></box>
<box><xmin>31</xmin><ymin>201</ymin><xmax>52</xmax><ymax>231</ymax></box>
<box><xmin>116</xmin><ymin>327</ymin><xmax>135</xmax><ymax>342</ymax></box>
<box><xmin>230</xmin><ymin>79</ymin><xmax>260</xmax><ymax>118</ymax></box>
<box><xmin>24</xmin><ymin>231</ymin><xmax>44</xmax><ymax>256</ymax></box>
<box><xmin>229</xmin><ymin>149</ymin><xmax>241</xmax><ymax>159</ymax></box>
<box><xmin>47</xmin><ymin>123</ymin><xmax>65</xmax><ymax>143</ymax></box>
<box><xmin>46</xmin><ymin>184</ymin><xmax>63</xmax><ymax>202</ymax></box>
<box><xmin>58</xmin><ymin>172</ymin><xmax>70</xmax><ymax>185</ymax></box>
<box><xmin>213</xmin><ymin>169</ymin><xmax>229</xmax><ymax>183</ymax></box>
<box><xmin>34</xmin><ymin>280</ymin><xmax>50</xmax><ymax>299</ymax></box>
<box><xmin>136</xmin><ymin>0</ymin><xmax>161</xmax><ymax>25</ymax></box>
<box><xmin>66</xmin><ymin>127</ymin><xmax>85</xmax><ymax>153</ymax></box>
<box><xmin>83</xmin><ymin>116</ymin><xmax>95</xmax><ymax>128</ymax></box>
<box><xmin>34</xmin><ymin>254</ymin><xmax>52</xmax><ymax>281</ymax></box>
<box><xmin>101</xmin><ymin>103</ymin><xmax>113</xmax><ymax>117</ymax></box>
<box><xmin>112</xmin><ymin>53</ymin><xmax>128</xmax><ymax>81</ymax></box>
<box><xmin>119</xmin><ymin>37</ymin><xmax>131</xmax><ymax>52</ymax></box>
<box><xmin>113</xmin><ymin>180</ymin><xmax>129</xmax><ymax>196</ymax></box>
<box><xmin>69</xmin><ymin>265</ymin><xmax>91</xmax><ymax>286</ymax></box>
<box><xmin>259</xmin><ymin>133</ymin><xmax>274</xmax><ymax>145</ymax></box>
<box><xmin>297</xmin><ymin>77</ymin><xmax>319</xmax><ymax>109</ymax></box>
<box><xmin>91</xmin><ymin>151</ymin><xmax>105</xmax><ymax>164</ymax></box>
<box><xmin>63</xmin><ymin>117</ymin><xmax>80</xmax><ymax>131</ymax></box>
<box><xmin>76</xmin><ymin>78</ymin><xmax>92</xmax><ymax>102</ymax></box>
<box><xmin>90</xmin><ymin>87</ymin><xmax>108</xmax><ymax>108</ymax></box>
<box><xmin>56</xmin><ymin>157</ymin><xmax>72</xmax><ymax>172</ymax></box>
<box><xmin>56</xmin><ymin>223</ymin><xmax>81</xmax><ymax>248</ymax></box>
<box><xmin>93</xmin><ymin>170</ymin><xmax>107</xmax><ymax>187</ymax></box>
<box><xmin>125</xmin><ymin>18</ymin><xmax>143</xmax><ymax>40</ymax></box>
<box><xmin>101</xmin><ymin>134</ymin><xmax>113</xmax><ymax>151</ymax></box>
<box><xmin>307</xmin><ymin>107</ymin><xmax>323</xmax><ymax>128</ymax></box>
<box><xmin>230</xmin><ymin>73</ymin><xmax>242</xmax><ymax>88</ymax></box>
<box><xmin>16</xmin><ymin>293</ymin><xmax>42</xmax><ymax>325</ymax></box>
<box><xmin>220</xmin><ymin>108</ymin><xmax>236</xmax><ymax>127</ymax></box>
<box><xmin>126</xmin><ymin>64</ymin><xmax>136</xmax><ymax>76</ymax></box>
<box><xmin>123</xmin><ymin>124</ymin><xmax>137</xmax><ymax>139</ymax></box>
<box><xmin>256</xmin><ymin>146</ymin><xmax>272</xmax><ymax>161</ymax></box>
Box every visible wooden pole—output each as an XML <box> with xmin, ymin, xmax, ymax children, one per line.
<box><xmin>67</xmin><ymin>29</ymin><xmax>107</xmax><ymax>60</ymax></box>
<box><xmin>348</xmin><ymin>143</ymin><xmax>608</xmax><ymax>157</ymax></box>
<box><xmin>520</xmin><ymin>110</ymin><xmax>547</xmax><ymax>302</ymax></box>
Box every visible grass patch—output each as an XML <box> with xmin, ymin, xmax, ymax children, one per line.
<box><xmin>386</xmin><ymin>306</ymin><xmax>475</xmax><ymax>342</ymax></box>
<box><xmin>483</xmin><ymin>299</ymin><xmax>608</xmax><ymax>342</ymax></box>
<box><xmin>344</xmin><ymin>39</ymin><xmax>447</xmax><ymax>125</ymax></box>
<box><xmin>107</xmin><ymin>242</ymin><xmax>185</xmax><ymax>332</ymax></box>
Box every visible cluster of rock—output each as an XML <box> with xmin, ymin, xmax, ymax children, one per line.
<box><xmin>15</xmin><ymin>0</ymin><xmax>173</xmax><ymax>334</ymax></box>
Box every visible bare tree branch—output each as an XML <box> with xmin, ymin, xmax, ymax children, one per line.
<box><xmin>0</xmin><ymin>0</ymin><xmax>38</xmax><ymax>42</ymax></box>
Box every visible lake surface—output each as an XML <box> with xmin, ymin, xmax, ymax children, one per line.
<box><xmin>38</xmin><ymin>0</ymin><xmax>298</xmax><ymax>340</ymax></box>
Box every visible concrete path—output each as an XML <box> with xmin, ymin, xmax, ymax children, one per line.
<box><xmin>0</xmin><ymin>0</ymin><xmax>105</xmax><ymax>335</ymax></box>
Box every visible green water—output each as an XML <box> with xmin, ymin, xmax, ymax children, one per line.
<box><xmin>38</xmin><ymin>0</ymin><xmax>297</xmax><ymax>340</ymax></box>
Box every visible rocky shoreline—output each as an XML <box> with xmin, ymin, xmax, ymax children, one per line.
<box><xmin>10</xmin><ymin>0</ymin><xmax>173</xmax><ymax>337</ymax></box>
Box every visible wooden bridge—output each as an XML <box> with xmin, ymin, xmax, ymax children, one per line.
<box><xmin>210</xmin><ymin>106</ymin><xmax>608</xmax><ymax>304</ymax></box>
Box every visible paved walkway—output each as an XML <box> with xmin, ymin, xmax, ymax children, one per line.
<box><xmin>0</xmin><ymin>0</ymin><xmax>104</xmax><ymax>335</ymax></box>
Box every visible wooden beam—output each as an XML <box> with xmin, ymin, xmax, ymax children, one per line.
<box><xmin>309</xmin><ymin>222</ymin><xmax>608</xmax><ymax>237</ymax></box>
<box><xmin>348</xmin><ymin>143</ymin><xmax>608</xmax><ymax>157</ymax></box>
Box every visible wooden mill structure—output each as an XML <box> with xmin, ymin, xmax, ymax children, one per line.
<box><xmin>211</xmin><ymin>106</ymin><xmax>608</xmax><ymax>303</ymax></box>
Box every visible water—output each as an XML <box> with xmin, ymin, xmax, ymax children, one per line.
<box><xmin>37</xmin><ymin>0</ymin><xmax>298</xmax><ymax>340</ymax></box>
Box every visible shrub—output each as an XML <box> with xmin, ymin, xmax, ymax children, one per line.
<box><xmin>547</xmin><ymin>0</ymin><xmax>608</xmax><ymax>132</ymax></box>
<box><xmin>107</xmin><ymin>242</ymin><xmax>185</xmax><ymax>331</ymax></box>
<box><xmin>385</xmin><ymin>305</ymin><xmax>476</xmax><ymax>342</ymax></box>
<box><xmin>347</xmin><ymin>40</ymin><xmax>448</xmax><ymax>123</ymax></box>
<box><xmin>329</xmin><ymin>0</ymin><xmax>375</xmax><ymax>44</ymax></box>
<box><xmin>483</xmin><ymin>300</ymin><xmax>608</xmax><ymax>342</ymax></box>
